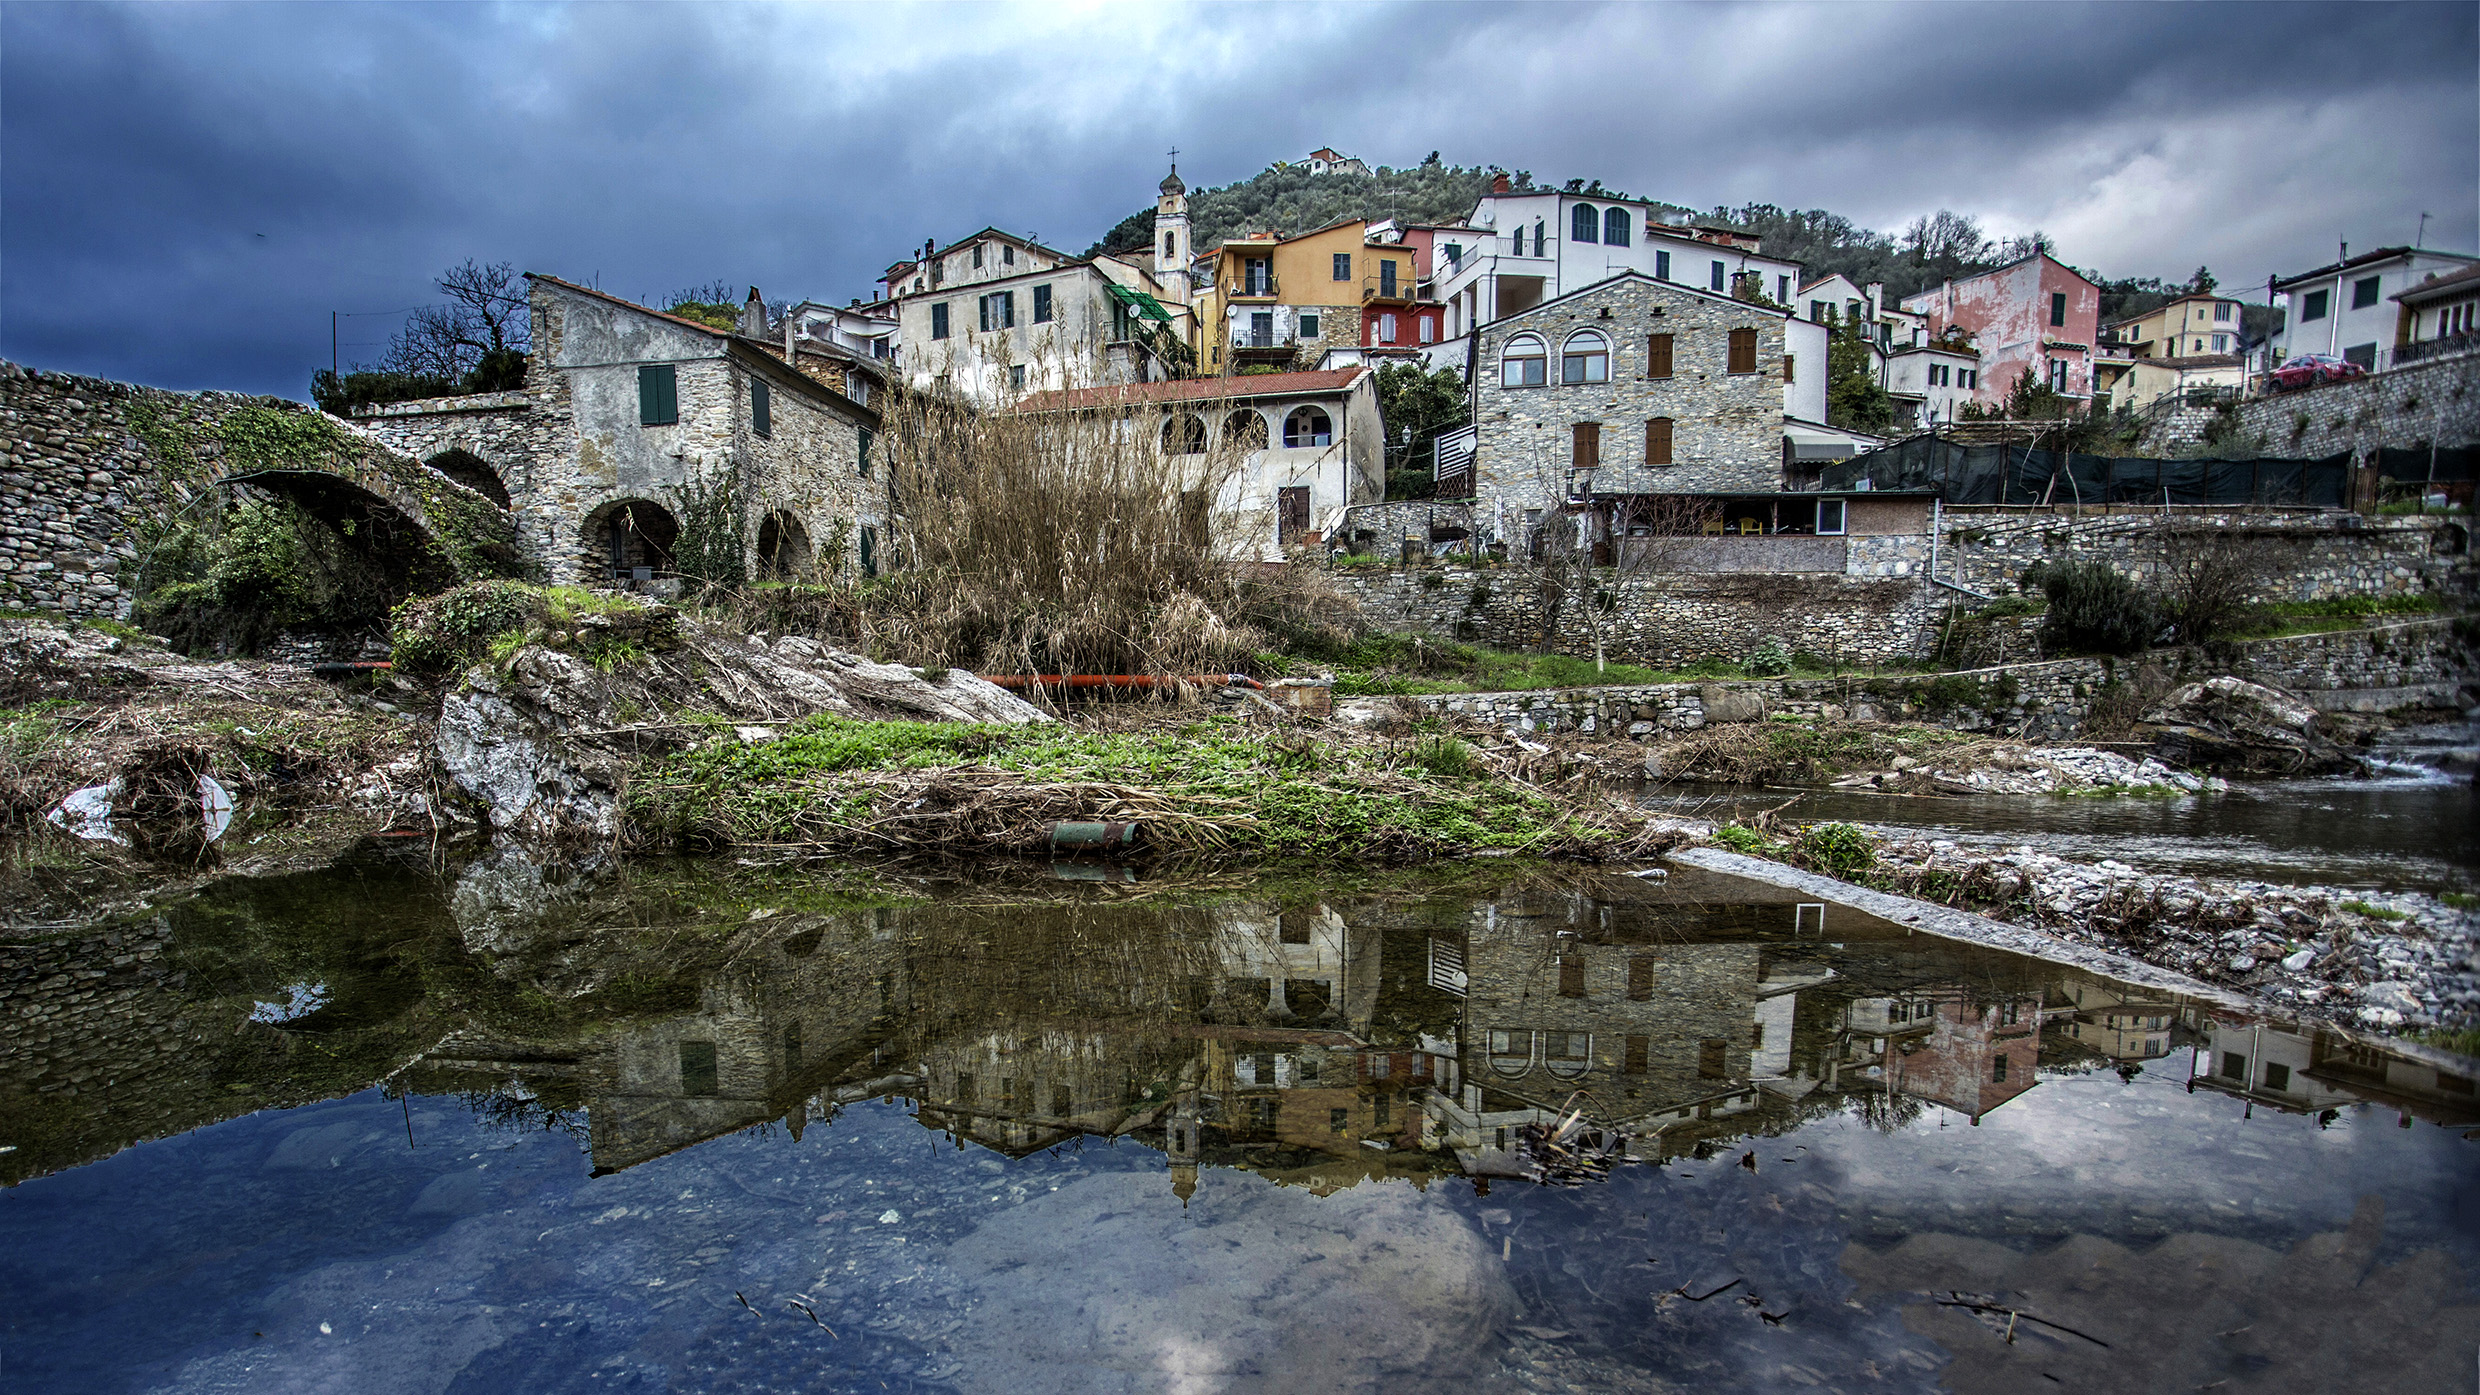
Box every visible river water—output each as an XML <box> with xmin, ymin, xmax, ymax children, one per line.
<box><xmin>2</xmin><ymin>845</ymin><xmax>2474</xmax><ymax>1393</ymax></box>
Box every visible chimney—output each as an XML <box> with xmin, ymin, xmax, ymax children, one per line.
<box><xmin>739</xmin><ymin>286</ymin><xmax>768</xmax><ymax>337</ymax></box>
<box><xmin>1491</xmin><ymin>171</ymin><xmax>1510</xmax><ymax>195</ymax></box>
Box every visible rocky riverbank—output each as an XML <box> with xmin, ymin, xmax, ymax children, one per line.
<box><xmin>1712</xmin><ymin>818</ymin><xmax>2479</xmax><ymax>1034</ymax></box>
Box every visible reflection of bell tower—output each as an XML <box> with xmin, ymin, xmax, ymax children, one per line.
<box><xmin>1154</xmin><ymin>163</ymin><xmax>1191</xmax><ymax>304</ymax></box>
<box><xmin>1166</xmin><ymin>1104</ymin><xmax>1202</xmax><ymax>1205</ymax></box>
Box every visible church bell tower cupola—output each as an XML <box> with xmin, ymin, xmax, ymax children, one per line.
<box><xmin>1153</xmin><ymin>162</ymin><xmax>1191</xmax><ymax>302</ymax></box>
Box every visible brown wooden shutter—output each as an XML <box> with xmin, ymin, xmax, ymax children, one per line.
<box><xmin>1572</xmin><ymin>422</ymin><xmax>1600</xmax><ymax>471</ymax></box>
<box><xmin>1646</xmin><ymin>331</ymin><xmax>1674</xmax><ymax>378</ymax></box>
<box><xmin>1728</xmin><ymin>328</ymin><xmax>1757</xmax><ymax>374</ymax></box>
<box><xmin>1645</xmin><ymin>417</ymin><xmax>1673</xmax><ymax>465</ymax></box>
<box><xmin>1782</xmin><ymin>353</ymin><xmax>1795</xmax><ymax>382</ymax></box>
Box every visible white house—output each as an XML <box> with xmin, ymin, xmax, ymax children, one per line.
<box><xmin>1011</xmin><ymin>366</ymin><xmax>1384</xmax><ymax>560</ymax></box>
<box><xmin>2271</xmin><ymin>245</ymin><xmax>2479</xmax><ymax>372</ymax></box>
<box><xmin>2390</xmin><ymin>261</ymin><xmax>2480</xmax><ymax>369</ymax></box>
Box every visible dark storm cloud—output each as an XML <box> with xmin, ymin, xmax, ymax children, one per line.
<box><xmin>5</xmin><ymin>2</ymin><xmax>2472</xmax><ymax>397</ymax></box>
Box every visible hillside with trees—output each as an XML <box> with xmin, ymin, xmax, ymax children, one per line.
<box><xmin>1090</xmin><ymin>155</ymin><xmax>1510</xmax><ymax>255</ymax></box>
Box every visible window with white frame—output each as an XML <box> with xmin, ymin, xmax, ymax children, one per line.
<box><xmin>1419</xmin><ymin>316</ymin><xmax>1436</xmax><ymax>343</ymax></box>
<box><xmin>1500</xmin><ymin>333</ymin><xmax>1547</xmax><ymax>387</ymax></box>
<box><xmin>1816</xmin><ymin>498</ymin><xmax>1846</xmax><ymax>535</ymax></box>
<box><xmin>1379</xmin><ymin>312</ymin><xmax>1398</xmax><ymax>342</ymax></box>
<box><xmin>2213</xmin><ymin>302</ymin><xmax>2232</xmax><ymax>322</ymax></box>
<box><xmin>1561</xmin><ymin>330</ymin><xmax>1610</xmax><ymax>384</ymax></box>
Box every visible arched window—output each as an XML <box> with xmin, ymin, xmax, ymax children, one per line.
<box><xmin>1561</xmin><ymin>330</ymin><xmax>1610</xmax><ymax>384</ymax></box>
<box><xmin>1571</xmin><ymin>203</ymin><xmax>1599</xmax><ymax>244</ymax></box>
<box><xmin>1223</xmin><ymin>410</ymin><xmax>1268</xmax><ymax>450</ymax></box>
<box><xmin>1602</xmin><ymin>207</ymin><xmax>1630</xmax><ymax>246</ymax></box>
<box><xmin>1282</xmin><ymin>406</ymin><xmax>1332</xmax><ymax>448</ymax></box>
<box><xmin>1500</xmin><ymin>334</ymin><xmax>1547</xmax><ymax>388</ymax></box>
<box><xmin>1162</xmin><ymin>414</ymin><xmax>1207</xmax><ymax>455</ymax></box>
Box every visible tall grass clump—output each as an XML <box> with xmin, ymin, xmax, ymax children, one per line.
<box><xmin>844</xmin><ymin>378</ymin><xmax>1350</xmax><ymax>679</ymax></box>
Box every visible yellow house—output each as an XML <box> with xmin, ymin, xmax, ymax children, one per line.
<box><xmin>1200</xmin><ymin>219</ymin><xmax>1417</xmax><ymax>374</ymax></box>
<box><xmin>2106</xmin><ymin>292</ymin><xmax>2246</xmax><ymax>359</ymax></box>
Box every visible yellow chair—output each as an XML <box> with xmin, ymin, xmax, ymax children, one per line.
<box><xmin>1701</xmin><ymin>519</ymin><xmax>1725</xmax><ymax>536</ymax></box>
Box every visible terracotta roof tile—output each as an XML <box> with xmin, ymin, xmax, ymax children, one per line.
<box><xmin>1013</xmin><ymin>367</ymin><xmax>1367</xmax><ymax>413</ymax></box>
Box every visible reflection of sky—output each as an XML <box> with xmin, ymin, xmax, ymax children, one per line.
<box><xmin>4</xmin><ymin>1048</ymin><xmax>2472</xmax><ymax>1393</ymax></box>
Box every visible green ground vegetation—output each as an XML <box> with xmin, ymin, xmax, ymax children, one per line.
<box><xmin>625</xmin><ymin>713</ymin><xmax>1640</xmax><ymax>862</ymax></box>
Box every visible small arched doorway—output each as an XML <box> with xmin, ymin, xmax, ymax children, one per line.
<box><xmin>756</xmin><ymin>509</ymin><xmax>814</xmax><ymax>579</ymax></box>
<box><xmin>587</xmin><ymin>499</ymin><xmax>680</xmax><ymax>581</ymax></box>
<box><xmin>425</xmin><ymin>449</ymin><xmax>512</xmax><ymax>509</ymax></box>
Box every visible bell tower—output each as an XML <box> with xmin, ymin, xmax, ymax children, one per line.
<box><xmin>1154</xmin><ymin>161</ymin><xmax>1191</xmax><ymax>303</ymax></box>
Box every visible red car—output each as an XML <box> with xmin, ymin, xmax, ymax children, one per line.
<box><xmin>2270</xmin><ymin>353</ymin><xmax>2367</xmax><ymax>391</ymax></box>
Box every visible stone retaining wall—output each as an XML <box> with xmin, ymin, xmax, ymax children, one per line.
<box><xmin>2225</xmin><ymin>353</ymin><xmax>2480</xmax><ymax>461</ymax></box>
<box><xmin>1939</xmin><ymin>509</ymin><xmax>2467</xmax><ymax>603</ymax></box>
<box><xmin>1389</xmin><ymin>617</ymin><xmax>2473</xmax><ymax>743</ymax></box>
<box><xmin>1335</xmin><ymin>565</ymin><xmax>1943</xmax><ymax>669</ymax></box>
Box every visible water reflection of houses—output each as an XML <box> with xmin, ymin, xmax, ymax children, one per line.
<box><xmin>392</xmin><ymin>877</ymin><xmax>2478</xmax><ymax>1201</ymax></box>
<box><xmin>2193</xmin><ymin>1018</ymin><xmax>2480</xmax><ymax>1127</ymax></box>
<box><xmin>2052</xmin><ymin>977</ymin><xmax>2178</xmax><ymax>1063</ymax></box>
<box><xmin>1428</xmin><ymin>893</ymin><xmax>1839</xmax><ymax>1169</ymax></box>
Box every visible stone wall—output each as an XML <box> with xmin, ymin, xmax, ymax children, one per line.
<box><xmin>0</xmin><ymin>364</ymin><xmax>174</xmax><ymax>618</ymax></box>
<box><xmin>2226</xmin><ymin>353</ymin><xmax>2480</xmax><ymax>461</ymax></box>
<box><xmin>1939</xmin><ymin>510</ymin><xmax>2469</xmax><ymax>602</ymax></box>
<box><xmin>1388</xmin><ymin>617</ymin><xmax>2474</xmax><ymax>744</ymax></box>
<box><xmin>1337</xmin><ymin>563</ymin><xmax>1942</xmax><ymax>668</ymax></box>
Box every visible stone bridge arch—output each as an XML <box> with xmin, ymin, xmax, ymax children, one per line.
<box><xmin>218</xmin><ymin>439</ymin><xmax>526</xmax><ymax>588</ymax></box>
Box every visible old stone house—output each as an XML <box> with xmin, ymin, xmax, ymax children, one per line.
<box><xmin>355</xmin><ymin>275</ymin><xmax>886</xmax><ymax>587</ymax></box>
<box><xmin>1467</xmin><ymin>271</ymin><xmax>1791</xmax><ymax>546</ymax></box>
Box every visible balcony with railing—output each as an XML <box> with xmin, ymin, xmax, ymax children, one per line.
<box><xmin>1362</xmin><ymin>269</ymin><xmax>1423</xmax><ymax>304</ymax></box>
<box><xmin>1224</xmin><ymin>270</ymin><xmax>1279</xmax><ymax>301</ymax></box>
<box><xmin>2390</xmin><ymin>328</ymin><xmax>2480</xmax><ymax>370</ymax></box>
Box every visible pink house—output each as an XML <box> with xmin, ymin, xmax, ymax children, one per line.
<box><xmin>1900</xmin><ymin>251</ymin><xmax>2102</xmax><ymax>407</ymax></box>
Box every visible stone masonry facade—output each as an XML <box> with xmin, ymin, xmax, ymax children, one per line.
<box><xmin>358</xmin><ymin>277</ymin><xmax>883</xmax><ymax>586</ymax></box>
<box><xmin>1470</xmin><ymin>272</ymin><xmax>1788</xmax><ymax>535</ymax></box>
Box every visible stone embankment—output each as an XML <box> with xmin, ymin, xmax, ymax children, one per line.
<box><xmin>1362</xmin><ymin>616</ymin><xmax>2471</xmax><ymax>744</ymax></box>
<box><xmin>1858</xmin><ymin>834</ymin><xmax>2478</xmax><ymax>1033</ymax></box>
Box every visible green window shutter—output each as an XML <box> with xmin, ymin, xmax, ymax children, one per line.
<box><xmin>858</xmin><ymin>427</ymin><xmax>873</xmax><ymax>478</ymax></box>
<box><xmin>860</xmin><ymin>525</ymin><xmax>877</xmax><ymax>578</ymax></box>
<box><xmin>752</xmin><ymin>379</ymin><xmax>771</xmax><ymax>438</ymax></box>
<box><xmin>639</xmin><ymin>364</ymin><xmax>677</xmax><ymax>425</ymax></box>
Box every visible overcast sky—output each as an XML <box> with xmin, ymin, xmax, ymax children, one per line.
<box><xmin>5</xmin><ymin>1</ymin><xmax>2473</xmax><ymax>397</ymax></box>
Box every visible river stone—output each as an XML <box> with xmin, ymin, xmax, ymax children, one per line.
<box><xmin>1697</xmin><ymin>683</ymin><xmax>1765</xmax><ymax>724</ymax></box>
<box><xmin>2139</xmin><ymin>677</ymin><xmax>2352</xmax><ymax>776</ymax></box>
<box><xmin>938</xmin><ymin>1170</ymin><xmax>1514</xmax><ymax>1394</ymax></box>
